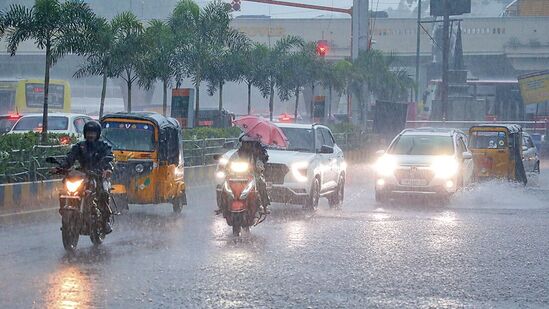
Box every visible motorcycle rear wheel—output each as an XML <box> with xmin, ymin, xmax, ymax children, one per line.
<box><xmin>61</xmin><ymin>211</ymin><xmax>80</xmax><ymax>251</ymax></box>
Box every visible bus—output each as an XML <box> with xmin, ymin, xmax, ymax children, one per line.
<box><xmin>0</xmin><ymin>79</ymin><xmax>71</xmax><ymax>115</ymax></box>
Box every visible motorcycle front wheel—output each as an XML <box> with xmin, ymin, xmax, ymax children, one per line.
<box><xmin>89</xmin><ymin>207</ymin><xmax>105</xmax><ymax>246</ymax></box>
<box><xmin>231</xmin><ymin>212</ymin><xmax>243</xmax><ymax>236</ymax></box>
<box><xmin>61</xmin><ymin>210</ymin><xmax>80</xmax><ymax>251</ymax></box>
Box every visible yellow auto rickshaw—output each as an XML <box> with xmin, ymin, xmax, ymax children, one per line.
<box><xmin>100</xmin><ymin>112</ymin><xmax>187</xmax><ymax>212</ymax></box>
<box><xmin>468</xmin><ymin>124</ymin><xmax>527</xmax><ymax>184</ymax></box>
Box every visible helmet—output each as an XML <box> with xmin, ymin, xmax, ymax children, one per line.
<box><xmin>239</xmin><ymin>133</ymin><xmax>259</xmax><ymax>143</ymax></box>
<box><xmin>83</xmin><ymin>121</ymin><xmax>102</xmax><ymax>137</ymax></box>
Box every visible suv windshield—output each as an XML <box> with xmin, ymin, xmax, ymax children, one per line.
<box><xmin>102</xmin><ymin>122</ymin><xmax>155</xmax><ymax>152</ymax></box>
<box><xmin>276</xmin><ymin>127</ymin><xmax>314</xmax><ymax>152</ymax></box>
<box><xmin>13</xmin><ymin>116</ymin><xmax>68</xmax><ymax>131</ymax></box>
<box><xmin>389</xmin><ymin>135</ymin><xmax>454</xmax><ymax>155</ymax></box>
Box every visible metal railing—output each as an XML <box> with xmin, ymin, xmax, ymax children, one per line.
<box><xmin>182</xmin><ymin>138</ymin><xmax>238</xmax><ymax>167</ymax></box>
<box><xmin>405</xmin><ymin>120</ymin><xmax>549</xmax><ymax>136</ymax></box>
<box><xmin>0</xmin><ymin>144</ymin><xmax>71</xmax><ymax>184</ymax></box>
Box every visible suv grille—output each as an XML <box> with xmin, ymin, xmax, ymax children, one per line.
<box><xmin>394</xmin><ymin>168</ymin><xmax>434</xmax><ymax>185</ymax></box>
<box><xmin>264</xmin><ymin>163</ymin><xmax>289</xmax><ymax>184</ymax></box>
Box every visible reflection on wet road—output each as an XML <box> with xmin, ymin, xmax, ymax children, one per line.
<box><xmin>1</xmin><ymin>164</ymin><xmax>548</xmax><ymax>307</ymax></box>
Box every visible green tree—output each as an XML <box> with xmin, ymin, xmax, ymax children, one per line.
<box><xmin>170</xmin><ymin>0</ymin><xmax>234</xmax><ymax>127</ymax></box>
<box><xmin>138</xmin><ymin>19</ymin><xmax>175</xmax><ymax>116</ymax></box>
<box><xmin>110</xmin><ymin>11</ymin><xmax>144</xmax><ymax>113</ymax></box>
<box><xmin>320</xmin><ymin>59</ymin><xmax>352</xmax><ymax>117</ymax></box>
<box><xmin>205</xmin><ymin>28</ymin><xmax>249</xmax><ymax>113</ymax></box>
<box><xmin>276</xmin><ymin>42</ymin><xmax>317</xmax><ymax>122</ymax></box>
<box><xmin>3</xmin><ymin>0</ymin><xmax>96</xmax><ymax>140</ymax></box>
<box><xmin>73</xmin><ymin>17</ymin><xmax>115</xmax><ymax>118</ymax></box>
<box><xmin>239</xmin><ymin>43</ymin><xmax>270</xmax><ymax>115</ymax></box>
<box><xmin>264</xmin><ymin>36</ymin><xmax>304</xmax><ymax>121</ymax></box>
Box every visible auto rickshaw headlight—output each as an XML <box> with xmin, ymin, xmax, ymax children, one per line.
<box><xmin>135</xmin><ymin>164</ymin><xmax>144</xmax><ymax>173</ymax></box>
<box><xmin>66</xmin><ymin>179</ymin><xmax>84</xmax><ymax>193</ymax></box>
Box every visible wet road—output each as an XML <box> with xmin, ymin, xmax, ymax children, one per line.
<box><xmin>1</xmin><ymin>164</ymin><xmax>549</xmax><ymax>308</ymax></box>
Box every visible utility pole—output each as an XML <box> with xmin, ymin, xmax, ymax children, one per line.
<box><xmin>415</xmin><ymin>0</ymin><xmax>422</xmax><ymax>103</ymax></box>
<box><xmin>441</xmin><ymin>0</ymin><xmax>450</xmax><ymax>121</ymax></box>
<box><xmin>351</xmin><ymin>0</ymin><xmax>369</xmax><ymax>126</ymax></box>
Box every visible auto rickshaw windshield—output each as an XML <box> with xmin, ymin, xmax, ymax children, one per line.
<box><xmin>102</xmin><ymin>122</ymin><xmax>155</xmax><ymax>152</ymax></box>
<box><xmin>469</xmin><ymin>131</ymin><xmax>507</xmax><ymax>149</ymax></box>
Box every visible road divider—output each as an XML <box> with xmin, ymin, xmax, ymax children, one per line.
<box><xmin>0</xmin><ymin>165</ymin><xmax>218</xmax><ymax>215</ymax></box>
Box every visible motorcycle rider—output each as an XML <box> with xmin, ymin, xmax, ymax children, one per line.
<box><xmin>224</xmin><ymin>134</ymin><xmax>271</xmax><ymax>214</ymax></box>
<box><xmin>58</xmin><ymin>121</ymin><xmax>114</xmax><ymax>234</ymax></box>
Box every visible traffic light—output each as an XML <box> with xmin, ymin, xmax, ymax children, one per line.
<box><xmin>231</xmin><ymin>0</ymin><xmax>241</xmax><ymax>11</ymax></box>
<box><xmin>316</xmin><ymin>40</ymin><xmax>329</xmax><ymax>57</ymax></box>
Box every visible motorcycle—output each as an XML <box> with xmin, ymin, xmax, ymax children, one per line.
<box><xmin>46</xmin><ymin>157</ymin><xmax>111</xmax><ymax>251</ymax></box>
<box><xmin>219</xmin><ymin>159</ymin><xmax>267</xmax><ymax>236</ymax></box>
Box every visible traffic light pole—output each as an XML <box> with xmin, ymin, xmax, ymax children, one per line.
<box><xmin>415</xmin><ymin>0</ymin><xmax>422</xmax><ymax>103</ymax></box>
<box><xmin>441</xmin><ymin>0</ymin><xmax>450</xmax><ymax>121</ymax></box>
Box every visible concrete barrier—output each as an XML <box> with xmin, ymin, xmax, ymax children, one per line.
<box><xmin>0</xmin><ymin>165</ymin><xmax>218</xmax><ymax>215</ymax></box>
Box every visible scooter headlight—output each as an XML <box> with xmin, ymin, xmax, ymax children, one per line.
<box><xmin>230</xmin><ymin>161</ymin><xmax>250</xmax><ymax>174</ymax></box>
<box><xmin>240</xmin><ymin>179</ymin><xmax>256</xmax><ymax>200</ymax></box>
<box><xmin>66</xmin><ymin>179</ymin><xmax>84</xmax><ymax>193</ymax></box>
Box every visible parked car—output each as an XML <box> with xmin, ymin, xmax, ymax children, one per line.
<box><xmin>216</xmin><ymin>123</ymin><xmax>347</xmax><ymax>210</ymax></box>
<box><xmin>522</xmin><ymin>132</ymin><xmax>541</xmax><ymax>174</ymax></box>
<box><xmin>9</xmin><ymin>113</ymin><xmax>93</xmax><ymax>137</ymax></box>
<box><xmin>0</xmin><ymin>114</ymin><xmax>22</xmax><ymax>134</ymax></box>
<box><xmin>374</xmin><ymin>128</ymin><xmax>474</xmax><ymax>203</ymax></box>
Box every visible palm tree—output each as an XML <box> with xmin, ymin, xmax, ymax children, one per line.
<box><xmin>239</xmin><ymin>43</ymin><xmax>270</xmax><ymax>115</ymax></box>
<box><xmin>276</xmin><ymin>42</ymin><xmax>317</xmax><ymax>122</ymax></box>
<box><xmin>320</xmin><ymin>59</ymin><xmax>351</xmax><ymax>118</ymax></box>
<box><xmin>170</xmin><ymin>0</ymin><xmax>235</xmax><ymax>127</ymax></box>
<box><xmin>205</xmin><ymin>28</ymin><xmax>249</xmax><ymax>113</ymax></box>
<box><xmin>264</xmin><ymin>36</ymin><xmax>304</xmax><ymax>121</ymax></box>
<box><xmin>74</xmin><ymin>17</ymin><xmax>115</xmax><ymax>118</ymax></box>
<box><xmin>3</xmin><ymin>0</ymin><xmax>96</xmax><ymax>140</ymax></box>
<box><xmin>138</xmin><ymin>19</ymin><xmax>175</xmax><ymax>116</ymax></box>
<box><xmin>110</xmin><ymin>11</ymin><xmax>144</xmax><ymax>113</ymax></box>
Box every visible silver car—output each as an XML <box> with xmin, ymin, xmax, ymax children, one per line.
<box><xmin>374</xmin><ymin>128</ymin><xmax>474</xmax><ymax>203</ymax></box>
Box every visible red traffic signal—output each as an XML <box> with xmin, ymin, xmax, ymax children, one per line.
<box><xmin>231</xmin><ymin>0</ymin><xmax>241</xmax><ymax>11</ymax></box>
<box><xmin>316</xmin><ymin>40</ymin><xmax>329</xmax><ymax>57</ymax></box>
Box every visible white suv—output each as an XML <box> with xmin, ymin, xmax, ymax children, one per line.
<box><xmin>374</xmin><ymin>128</ymin><xmax>474</xmax><ymax>203</ymax></box>
<box><xmin>216</xmin><ymin>123</ymin><xmax>347</xmax><ymax>210</ymax></box>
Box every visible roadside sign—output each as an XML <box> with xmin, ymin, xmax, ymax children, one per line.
<box><xmin>518</xmin><ymin>70</ymin><xmax>549</xmax><ymax>105</ymax></box>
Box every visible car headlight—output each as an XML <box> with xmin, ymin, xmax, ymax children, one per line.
<box><xmin>240</xmin><ymin>179</ymin><xmax>256</xmax><ymax>200</ymax></box>
<box><xmin>135</xmin><ymin>164</ymin><xmax>144</xmax><ymax>173</ymax></box>
<box><xmin>291</xmin><ymin>161</ymin><xmax>309</xmax><ymax>182</ymax></box>
<box><xmin>431</xmin><ymin>156</ymin><xmax>459</xmax><ymax>179</ymax></box>
<box><xmin>374</xmin><ymin>155</ymin><xmax>397</xmax><ymax>177</ymax></box>
<box><xmin>66</xmin><ymin>179</ymin><xmax>84</xmax><ymax>193</ymax></box>
<box><xmin>230</xmin><ymin>161</ymin><xmax>249</xmax><ymax>173</ymax></box>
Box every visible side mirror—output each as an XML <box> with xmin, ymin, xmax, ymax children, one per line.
<box><xmin>223</xmin><ymin>141</ymin><xmax>235</xmax><ymax>149</ymax></box>
<box><xmin>213</xmin><ymin>154</ymin><xmax>221</xmax><ymax>161</ymax></box>
<box><xmin>320</xmin><ymin>145</ymin><xmax>334</xmax><ymax>154</ymax></box>
<box><xmin>522</xmin><ymin>145</ymin><xmax>528</xmax><ymax>151</ymax></box>
<box><xmin>45</xmin><ymin>156</ymin><xmax>60</xmax><ymax>165</ymax></box>
<box><xmin>462</xmin><ymin>152</ymin><xmax>473</xmax><ymax>160</ymax></box>
<box><xmin>375</xmin><ymin>150</ymin><xmax>386</xmax><ymax>156</ymax></box>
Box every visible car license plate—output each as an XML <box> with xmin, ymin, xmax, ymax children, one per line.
<box><xmin>401</xmin><ymin>178</ymin><xmax>428</xmax><ymax>186</ymax></box>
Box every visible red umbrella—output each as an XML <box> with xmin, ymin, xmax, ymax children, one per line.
<box><xmin>233</xmin><ymin>115</ymin><xmax>288</xmax><ymax>148</ymax></box>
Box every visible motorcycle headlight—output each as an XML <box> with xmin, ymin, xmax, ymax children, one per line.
<box><xmin>291</xmin><ymin>161</ymin><xmax>309</xmax><ymax>182</ymax></box>
<box><xmin>66</xmin><ymin>179</ymin><xmax>84</xmax><ymax>193</ymax></box>
<box><xmin>431</xmin><ymin>156</ymin><xmax>459</xmax><ymax>179</ymax></box>
<box><xmin>230</xmin><ymin>161</ymin><xmax>250</xmax><ymax>174</ymax></box>
<box><xmin>374</xmin><ymin>155</ymin><xmax>397</xmax><ymax>177</ymax></box>
<box><xmin>135</xmin><ymin>164</ymin><xmax>144</xmax><ymax>173</ymax></box>
<box><xmin>240</xmin><ymin>179</ymin><xmax>256</xmax><ymax>200</ymax></box>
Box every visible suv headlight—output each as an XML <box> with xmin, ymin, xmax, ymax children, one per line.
<box><xmin>431</xmin><ymin>156</ymin><xmax>459</xmax><ymax>179</ymax></box>
<box><xmin>374</xmin><ymin>155</ymin><xmax>397</xmax><ymax>177</ymax></box>
<box><xmin>291</xmin><ymin>161</ymin><xmax>309</xmax><ymax>182</ymax></box>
